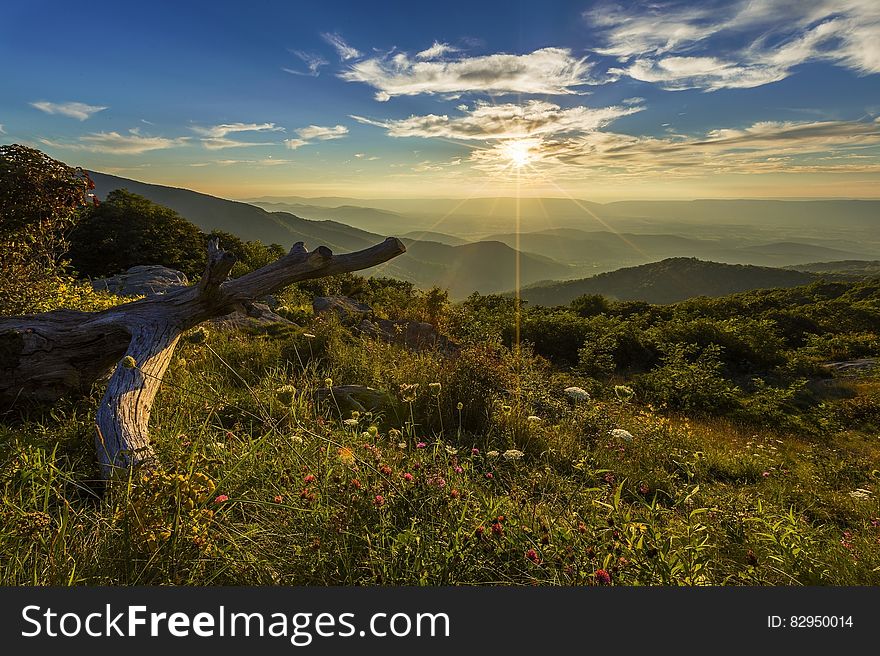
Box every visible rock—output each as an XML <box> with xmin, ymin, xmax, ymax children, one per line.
<box><xmin>210</xmin><ymin>301</ymin><xmax>294</xmax><ymax>330</ymax></box>
<box><xmin>314</xmin><ymin>385</ymin><xmax>397</xmax><ymax>417</ymax></box>
<box><xmin>92</xmin><ymin>265</ymin><xmax>189</xmax><ymax>297</ymax></box>
<box><xmin>313</xmin><ymin>296</ymin><xmax>373</xmax><ymax>322</ymax></box>
<box><xmin>357</xmin><ymin>318</ymin><xmax>455</xmax><ymax>352</ymax></box>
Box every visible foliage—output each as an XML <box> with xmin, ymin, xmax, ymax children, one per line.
<box><xmin>68</xmin><ymin>189</ymin><xmax>208</xmax><ymax>278</ymax></box>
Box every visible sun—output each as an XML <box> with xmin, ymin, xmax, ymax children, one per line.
<box><xmin>500</xmin><ymin>138</ymin><xmax>539</xmax><ymax>168</ymax></box>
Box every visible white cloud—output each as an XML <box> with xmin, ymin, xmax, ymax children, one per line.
<box><xmin>40</xmin><ymin>130</ymin><xmax>189</xmax><ymax>154</ymax></box>
<box><xmin>295</xmin><ymin>124</ymin><xmax>349</xmax><ymax>140</ymax></box>
<box><xmin>340</xmin><ymin>47</ymin><xmax>598</xmax><ymax>101</ymax></box>
<box><xmin>285</xmin><ymin>50</ymin><xmax>328</xmax><ymax>76</ymax></box>
<box><xmin>416</xmin><ymin>41</ymin><xmax>459</xmax><ymax>59</ymax></box>
<box><xmin>0</xmin><ymin>124</ymin><xmax>5</xmax><ymax>135</ymax></box>
<box><xmin>586</xmin><ymin>0</ymin><xmax>880</xmax><ymax>90</ymax></box>
<box><xmin>352</xmin><ymin>100</ymin><xmax>642</xmax><ymax>141</ymax></box>
<box><xmin>322</xmin><ymin>32</ymin><xmax>361</xmax><ymax>60</ymax></box>
<box><xmin>190</xmin><ymin>122</ymin><xmax>284</xmax><ymax>149</ymax></box>
<box><xmin>30</xmin><ymin>101</ymin><xmax>107</xmax><ymax>121</ymax></box>
<box><xmin>284</xmin><ymin>138</ymin><xmax>309</xmax><ymax>150</ymax></box>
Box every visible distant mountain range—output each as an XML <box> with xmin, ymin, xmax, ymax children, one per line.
<box><xmin>90</xmin><ymin>172</ymin><xmax>569</xmax><ymax>297</ymax></box>
<box><xmin>517</xmin><ymin>258</ymin><xmax>819</xmax><ymax>305</ymax></box>
<box><xmin>91</xmin><ymin>172</ymin><xmax>879</xmax><ymax>301</ymax></box>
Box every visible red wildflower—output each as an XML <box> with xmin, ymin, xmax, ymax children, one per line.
<box><xmin>304</xmin><ymin>474</ymin><xmax>316</xmax><ymax>484</ymax></box>
<box><xmin>214</xmin><ymin>494</ymin><xmax>229</xmax><ymax>503</ymax></box>
<box><xmin>450</xmin><ymin>489</ymin><xmax>460</xmax><ymax>499</ymax></box>
<box><xmin>472</xmin><ymin>448</ymin><xmax>480</xmax><ymax>455</ymax></box>
<box><xmin>379</xmin><ymin>464</ymin><xmax>393</xmax><ymax>476</ymax></box>
<box><xmin>416</xmin><ymin>442</ymin><xmax>427</xmax><ymax>449</ymax></box>
<box><xmin>374</xmin><ymin>495</ymin><xmax>385</xmax><ymax>506</ymax></box>
<box><xmin>403</xmin><ymin>472</ymin><xmax>414</xmax><ymax>482</ymax></box>
<box><xmin>595</xmin><ymin>569</ymin><xmax>612</xmax><ymax>585</ymax></box>
<box><xmin>273</xmin><ymin>495</ymin><xmax>283</xmax><ymax>503</ymax></box>
<box><xmin>526</xmin><ymin>548</ymin><xmax>540</xmax><ymax>564</ymax></box>
<box><xmin>491</xmin><ymin>523</ymin><xmax>504</xmax><ymax>536</ymax></box>
<box><xmin>485</xmin><ymin>472</ymin><xmax>494</xmax><ymax>479</ymax></box>
<box><xmin>350</xmin><ymin>478</ymin><xmax>361</xmax><ymax>489</ymax></box>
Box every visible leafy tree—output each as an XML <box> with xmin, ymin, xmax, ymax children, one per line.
<box><xmin>0</xmin><ymin>144</ymin><xmax>94</xmax><ymax>314</ymax></box>
<box><xmin>68</xmin><ymin>189</ymin><xmax>207</xmax><ymax>278</ymax></box>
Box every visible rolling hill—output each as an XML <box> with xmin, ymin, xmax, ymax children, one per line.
<box><xmin>90</xmin><ymin>172</ymin><xmax>568</xmax><ymax>297</ymax></box>
<box><xmin>517</xmin><ymin>258</ymin><xmax>818</xmax><ymax>306</ymax></box>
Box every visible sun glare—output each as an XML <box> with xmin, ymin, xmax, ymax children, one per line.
<box><xmin>500</xmin><ymin>138</ymin><xmax>539</xmax><ymax>168</ymax></box>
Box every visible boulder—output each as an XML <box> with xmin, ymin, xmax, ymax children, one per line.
<box><xmin>92</xmin><ymin>265</ymin><xmax>188</xmax><ymax>297</ymax></box>
<box><xmin>313</xmin><ymin>296</ymin><xmax>372</xmax><ymax>322</ymax></box>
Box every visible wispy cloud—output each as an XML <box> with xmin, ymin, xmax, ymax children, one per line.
<box><xmin>30</xmin><ymin>101</ymin><xmax>107</xmax><ymax>121</ymax></box>
<box><xmin>586</xmin><ymin>0</ymin><xmax>880</xmax><ymax>90</ymax></box>
<box><xmin>284</xmin><ymin>50</ymin><xmax>328</xmax><ymax>76</ymax></box>
<box><xmin>322</xmin><ymin>32</ymin><xmax>361</xmax><ymax>60</ymax></box>
<box><xmin>284</xmin><ymin>138</ymin><xmax>309</xmax><ymax>150</ymax></box>
<box><xmin>40</xmin><ymin>130</ymin><xmax>189</xmax><ymax>154</ymax></box>
<box><xmin>352</xmin><ymin>100</ymin><xmax>641</xmax><ymax>141</ymax></box>
<box><xmin>341</xmin><ymin>47</ymin><xmax>598</xmax><ymax>101</ymax></box>
<box><xmin>190</xmin><ymin>122</ymin><xmax>284</xmax><ymax>149</ymax></box>
<box><xmin>0</xmin><ymin>124</ymin><xmax>5</xmax><ymax>135</ymax></box>
<box><xmin>472</xmin><ymin>117</ymin><xmax>880</xmax><ymax>178</ymax></box>
<box><xmin>296</xmin><ymin>124</ymin><xmax>348</xmax><ymax>140</ymax></box>
<box><xmin>416</xmin><ymin>41</ymin><xmax>459</xmax><ymax>59</ymax></box>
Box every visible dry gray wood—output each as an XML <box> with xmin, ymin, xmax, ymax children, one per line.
<box><xmin>0</xmin><ymin>237</ymin><xmax>406</xmax><ymax>477</ymax></box>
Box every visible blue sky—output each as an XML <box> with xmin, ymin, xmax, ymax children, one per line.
<box><xmin>2</xmin><ymin>0</ymin><xmax>879</xmax><ymax>200</ymax></box>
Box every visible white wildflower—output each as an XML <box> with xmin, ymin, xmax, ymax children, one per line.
<box><xmin>565</xmin><ymin>386</ymin><xmax>590</xmax><ymax>402</ymax></box>
<box><xmin>502</xmin><ymin>449</ymin><xmax>525</xmax><ymax>461</ymax></box>
<box><xmin>445</xmin><ymin>445</ymin><xmax>458</xmax><ymax>455</ymax></box>
<box><xmin>291</xmin><ymin>435</ymin><xmax>304</xmax><ymax>445</ymax></box>
<box><xmin>343</xmin><ymin>418</ymin><xmax>358</xmax><ymax>428</ymax></box>
<box><xmin>609</xmin><ymin>428</ymin><xmax>634</xmax><ymax>443</ymax></box>
<box><xmin>487</xmin><ymin>450</ymin><xmax>500</xmax><ymax>458</ymax></box>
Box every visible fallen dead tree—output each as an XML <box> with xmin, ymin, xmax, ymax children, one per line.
<box><xmin>0</xmin><ymin>237</ymin><xmax>406</xmax><ymax>477</ymax></box>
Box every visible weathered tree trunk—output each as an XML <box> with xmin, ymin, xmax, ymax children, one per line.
<box><xmin>0</xmin><ymin>237</ymin><xmax>406</xmax><ymax>477</ymax></box>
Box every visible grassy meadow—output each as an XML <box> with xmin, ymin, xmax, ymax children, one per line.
<box><xmin>2</xmin><ymin>274</ymin><xmax>879</xmax><ymax>586</ymax></box>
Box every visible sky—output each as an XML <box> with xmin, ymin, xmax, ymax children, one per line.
<box><xmin>2</xmin><ymin>0</ymin><xmax>880</xmax><ymax>201</ymax></box>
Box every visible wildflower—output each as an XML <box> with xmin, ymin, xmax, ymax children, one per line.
<box><xmin>187</xmin><ymin>327</ymin><xmax>209</xmax><ymax>344</ymax></box>
<box><xmin>639</xmin><ymin>482</ymin><xmax>650</xmax><ymax>495</ymax></box>
<box><xmin>291</xmin><ymin>435</ymin><xmax>304</xmax><ymax>445</ymax></box>
<box><xmin>337</xmin><ymin>447</ymin><xmax>355</xmax><ymax>466</ymax></box>
<box><xmin>351</xmin><ymin>411</ymin><xmax>360</xmax><ymax>421</ymax></box>
<box><xmin>487</xmin><ymin>450</ymin><xmax>500</xmax><ymax>458</ymax></box>
<box><xmin>454</xmin><ymin>466</ymin><xmax>463</xmax><ymax>474</ymax></box>
<box><xmin>374</xmin><ymin>495</ymin><xmax>385</xmax><ymax>506</ymax></box>
<box><xmin>120</xmin><ymin>355</ymin><xmax>137</xmax><ymax>369</ymax></box>
<box><xmin>276</xmin><ymin>385</ymin><xmax>296</xmax><ymax>405</ymax></box>
<box><xmin>403</xmin><ymin>472</ymin><xmax>414</xmax><ymax>482</ymax></box>
<box><xmin>350</xmin><ymin>478</ymin><xmax>361</xmax><ymax>489</ymax></box>
<box><xmin>526</xmin><ymin>549</ymin><xmax>540</xmax><ymax>564</ymax></box>
<box><xmin>613</xmin><ymin>385</ymin><xmax>635</xmax><ymax>402</ymax></box>
<box><xmin>502</xmin><ymin>449</ymin><xmax>525</xmax><ymax>461</ymax></box>
<box><xmin>367</xmin><ymin>425</ymin><xmax>379</xmax><ymax>438</ymax></box>
<box><xmin>450</xmin><ymin>489</ymin><xmax>460</xmax><ymax>499</ymax></box>
<box><xmin>324</xmin><ymin>377</ymin><xmax>334</xmax><ymax>387</ymax></box>
<box><xmin>343</xmin><ymin>418</ymin><xmax>358</xmax><ymax>428</ymax></box>
<box><xmin>609</xmin><ymin>428</ymin><xmax>634</xmax><ymax>443</ymax></box>
<box><xmin>564</xmin><ymin>386</ymin><xmax>590</xmax><ymax>402</ymax></box>
<box><xmin>274</xmin><ymin>495</ymin><xmax>283</xmax><ymax>504</ymax></box>
<box><xmin>398</xmin><ymin>442</ymin><xmax>407</xmax><ymax>449</ymax></box>
<box><xmin>380</xmin><ymin>464</ymin><xmax>393</xmax><ymax>476</ymax></box>
<box><xmin>304</xmin><ymin>474</ymin><xmax>316</xmax><ymax>484</ymax></box>
<box><xmin>594</xmin><ymin>569</ymin><xmax>612</xmax><ymax>585</ymax></box>
<box><xmin>427</xmin><ymin>475</ymin><xmax>447</xmax><ymax>488</ymax></box>
<box><xmin>457</xmin><ymin>402</ymin><xmax>464</xmax><ymax>411</ymax></box>
<box><xmin>491</xmin><ymin>522</ymin><xmax>503</xmax><ymax>536</ymax></box>
<box><xmin>445</xmin><ymin>445</ymin><xmax>458</xmax><ymax>455</ymax></box>
<box><xmin>429</xmin><ymin>382</ymin><xmax>442</xmax><ymax>394</ymax></box>
<box><xmin>485</xmin><ymin>472</ymin><xmax>494</xmax><ymax>480</ymax></box>
<box><xmin>475</xmin><ymin>526</ymin><xmax>485</xmax><ymax>537</ymax></box>
<box><xmin>399</xmin><ymin>383</ymin><xmax>419</xmax><ymax>403</ymax></box>
<box><xmin>416</xmin><ymin>442</ymin><xmax>427</xmax><ymax>449</ymax></box>
<box><xmin>471</xmin><ymin>448</ymin><xmax>480</xmax><ymax>455</ymax></box>
<box><xmin>762</xmin><ymin>471</ymin><xmax>771</xmax><ymax>478</ymax></box>
<box><xmin>214</xmin><ymin>495</ymin><xmax>229</xmax><ymax>503</ymax></box>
